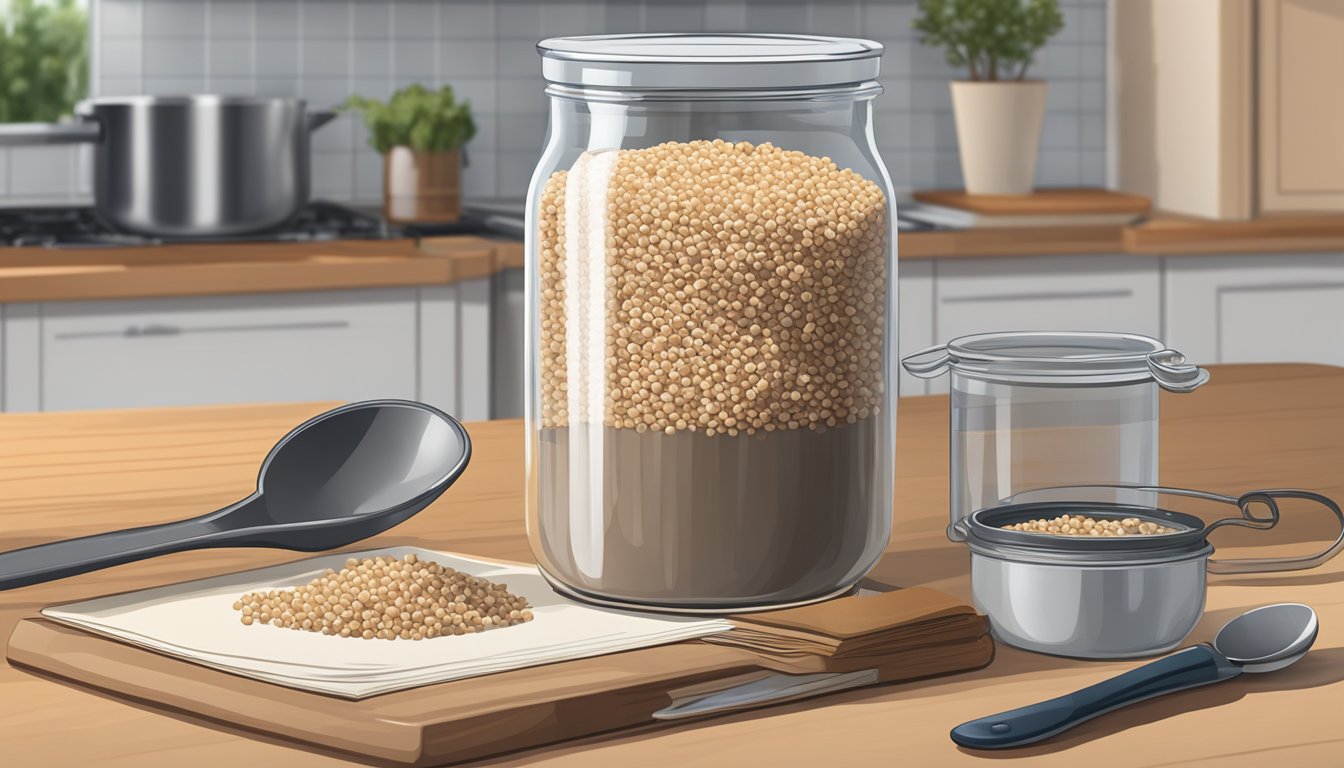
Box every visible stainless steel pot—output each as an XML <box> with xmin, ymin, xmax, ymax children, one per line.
<box><xmin>0</xmin><ymin>96</ymin><xmax>336</xmax><ymax>237</ymax></box>
<box><xmin>965</xmin><ymin>485</ymin><xmax>1344</xmax><ymax>659</ymax></box>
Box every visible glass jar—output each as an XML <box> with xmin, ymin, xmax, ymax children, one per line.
<box><xmin>525</xmin><ymin>34</ymin><xmax>898</xmax><ymax>612</ymax></box>
<box><xmin>902</xmin><ymin>332</ymin><xmax>1210</xmax><ymax>542</ymax></box>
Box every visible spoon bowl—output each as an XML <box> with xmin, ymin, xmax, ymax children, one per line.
<box><xmin>0</xmin><ymin>400</ymin><xmax>471</xmax><ymax>589</ymax></box>
<box><xmin>1214</xmin><ymin>602</ymin><xmax>1318</xmax><ymax>673</ymax></box>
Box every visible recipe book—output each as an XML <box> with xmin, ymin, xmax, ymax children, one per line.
<box><xmin>704</xmin><ymin>587</ymin><xmax>992</xmax><ymax>674</ymax></box>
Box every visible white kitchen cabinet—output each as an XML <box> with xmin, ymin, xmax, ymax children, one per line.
<box><xmin>35</xmin><ymin>289</ymin><xmax>420</xmax><ymax>412</ymax></box>
<box><xmin>930</xmin><ymin>255</ymin><xmax>1164</xmax><ymax>393</ymax></box>
<box><xmin>490</xmin><ymin>268</ymin><xmax>525</xmax><ymax>419</ymax></box>
<box><xmin>419</xmin><ymin>276</ymin><xmax>494</xmax><ymax>421</ymax></box>
<box><xmin>1164</xmin><ymin>253</ymin><xmax>1344</xmax><ymax>366</ymax></box>
<box><xmin>898</xmin><ymin>259</ymin><xmax>934</xmax><ymax>397</ymax></box>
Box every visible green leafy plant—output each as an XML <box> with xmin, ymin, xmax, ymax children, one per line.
<box><xmin>913</xmin><ymin>0</ymin><xmax>1064</xmax><ymax>81</ymax></box>
<box><xmin>0</xmin><ymin>0</ymin><xmax>88</xmax><ymax>122</ymax></box>
<box><xmin>342</xmin><ymin>84</ymin><xmax>476</xmax><ymax>154</ymax></box>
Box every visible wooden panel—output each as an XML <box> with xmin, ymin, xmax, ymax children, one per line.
<box><xmin>38</xmin><ymin>289</ymin><xmax>419</xmax><ymax>411</ymax></box>
<box><xmin>912</xmin><ymin>189</ymin><xmax>1150</xmax><ymax>216</ymax></box>
<box><xmin>1125</xmin><ymin>212</ymin><xmax>1344</xmax><ymax>254</ymax></box>
<box><xmin>1259</xmin><ymin>0</ymin><xmax>1344</xmax><ymax>211</ymax></box>
<box><xmin>0</xmin><ymin>237</ymin><xmax>519</xmax><ymax>304</ymax></box>
<box><xmin>1163</xmin><ymin>253</ymin><xmax>1344</xmax><ymax>365</ymax></box>
<box><xmin>1113</xmin><ymin>0</ymin><xmax>1254</xmax><ymax>219</ymax></box>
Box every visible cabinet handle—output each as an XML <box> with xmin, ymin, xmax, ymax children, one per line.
<box><xmin>57</xmin><ymin>320</ymin><xmax>349</xmax><ymax>341</ymax></box>
<box><xmin>126</xmin><ymin>323</ymin><xmax>180</xmax><ymax>337</ymax></box>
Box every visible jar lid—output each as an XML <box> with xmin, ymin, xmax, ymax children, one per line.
<box><xmin>902</xmin><ymin>331</ymin><xmax>1210</xmax><ymax>391</ymax></box>
<box><xmin>537</xmin><ymin>33</ymin><xmax>883</xmax><ymax>90</ymax></box>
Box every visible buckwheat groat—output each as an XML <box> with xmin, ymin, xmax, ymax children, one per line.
<box><xmin>538</xmin><ymin>139</ymin><xmax>888</xmax><ymax>435</ymax></box>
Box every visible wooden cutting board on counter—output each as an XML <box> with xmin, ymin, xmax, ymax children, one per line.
<box><xmin>7</xmin><ymin>589</ymin><xmax>992</xmax><ymax>767</ymax></box>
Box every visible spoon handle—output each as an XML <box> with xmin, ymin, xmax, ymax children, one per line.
<box><xmin>0</xmin><ymin>516</ymin><xmax>224</xmax><ymax>590</ymax></box>
<box><xmin>950</xmin><ymin>645</ymin><xmax>1242</xmax><ymax>749</ymax></box>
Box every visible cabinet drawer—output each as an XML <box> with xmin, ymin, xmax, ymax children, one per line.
<box><xmin>931</xmin><ymin>256</ymin><xmax>1163</xmax><ymax>393</ymax></box>
<box><xmin>1165</xmin><ymin>253</ymin><xmax>1344</xmax><ymax>366</ymax></box>
<box><xmin>38</xmin><ymin>289</ymin><xmax>418</xmax><ymax>411</ymax></box>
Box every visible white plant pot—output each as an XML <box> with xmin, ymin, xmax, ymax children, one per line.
<box><xmin>949</xmin><ymin>81</ymin><xmax>1048</xmax><ymax>195</ymax></box>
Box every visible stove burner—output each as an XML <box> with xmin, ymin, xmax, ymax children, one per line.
<box><xmin>0</xmin><ymin>201</ymin><xmax>399</xmax><ymax>247</ymax></box>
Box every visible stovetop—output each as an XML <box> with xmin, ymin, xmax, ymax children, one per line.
<box><xmin>0</xmin><ymin>201</ymin><xmax>516</xmax><ymax>248</ymax></box>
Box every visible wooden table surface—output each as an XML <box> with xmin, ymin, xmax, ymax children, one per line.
<box><xmin>2</xmin><ymin>363</ymin><xmax>1342</xmax><ymax>767</ymax></box>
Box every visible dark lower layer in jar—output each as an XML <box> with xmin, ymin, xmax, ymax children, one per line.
<box><xmin>533</xmin><ymin>417</ymin><xmax>890</xmax><ymax>610</ymax></box>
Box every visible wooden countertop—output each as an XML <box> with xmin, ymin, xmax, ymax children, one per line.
<box><xmin>1</xmin><ymin>211</ymin><xmax>1342</xmax><ymax>304</ymax></box>
<box><xmin>2</xmin><ymin>362</ymin><xmax>1342</xmax><ymax>767</ymax></box>
<box><xmin>899</xmin><ymin>212</ymin><xmax>1344</xmax><ymax>260</ymax></box>
<box><xmin>0</xmin><ymin>236</ymin><xmax>524</xmax><ymax>303</ymax></box>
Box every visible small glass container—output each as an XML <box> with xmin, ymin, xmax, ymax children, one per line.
<box><xmin>525</xmin><ymin>34</ymin><xmax>898</xmax><ymax>611</ymax></box>
<box><xmin>902</xmin><ymin>331</ymin><xmax>1210</xmax><ymax>541</ymax></box>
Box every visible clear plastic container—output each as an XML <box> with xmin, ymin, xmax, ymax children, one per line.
<box><xmin>525</xmin><ymin>34</ymin><xmax>898</xmax><ymax>611</ymax></box>
<box><xmin>902</xmin><ymin>332</ymin><xmax>1210</xmax><ymax>541</ymax></box>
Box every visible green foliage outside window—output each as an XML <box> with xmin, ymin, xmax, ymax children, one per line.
<box><xmin>0</xmin><ymin>0</ymin><xmax>88</xmax><ymax>122</ymax></box>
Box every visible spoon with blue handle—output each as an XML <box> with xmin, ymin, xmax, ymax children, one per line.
<box><xmin>951</xmin><ymin>603</ymin><xmax>1318</xmax><ymax>749</ymax></box>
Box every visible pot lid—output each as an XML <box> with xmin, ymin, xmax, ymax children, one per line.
<box><xmin>538</xmin><ymin>34</ymin><xmax>883</xmax><ymax>90</ymax></box>
<box><xmin>902</xmin><ymin>331</ymin><xmax>1210</xmax><ymax>391</ymax></box>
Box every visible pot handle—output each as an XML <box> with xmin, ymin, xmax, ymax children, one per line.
<box><xmin>901</xmin><ymin>344</ymin><xmax>950</xmax><ymax>379</ymax></box>
<box><xmin>1147</xmin><ymin>349</ymin><xmax>1210</xmax><ymax>393</ymax></box>
<box><xmin>0</xmin><ymin>120</ymin><xmax>100</xmax><ymax>146</ymax></box>
<box><xmin>1207</xmin><ymin>489</ymin><xmax>1344</xmax><ymax>574</ymax></box>
<box><xmin>306</xmin><ymin>110</ymin><xmax>337</xmax><ymax>132</ymax></box>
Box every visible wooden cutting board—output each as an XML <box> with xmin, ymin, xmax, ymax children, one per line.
<box><xmin>7</xmin><ymin>617</ymin><xmax>992</xmax><ymax>767</ymax></box>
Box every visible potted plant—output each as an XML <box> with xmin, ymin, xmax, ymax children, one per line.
<box><xmin>344</xmin><ymin>84</ymin><xmax>476</xmax><ymax>223</ymax></box>
<box><xmin>914</xmin><ymin>0</ymin><xmax>1064</xmax><ymax>195</ymax></box>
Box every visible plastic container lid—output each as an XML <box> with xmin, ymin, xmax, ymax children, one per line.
<box><xmin>901</xmin><ymin>331</ymin><xmax>1210</xmax><ymax>391</ymax></box>
<box><xmin>537</xmin><ymin>33</ymin><xmax>883</xmax><ymax>90</ymax></box>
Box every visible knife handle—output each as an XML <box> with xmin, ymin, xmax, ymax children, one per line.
<box><xmin>950</xmin><ymin>645</ymin><xmax>1242</xmax><ymax>749</ymax></box>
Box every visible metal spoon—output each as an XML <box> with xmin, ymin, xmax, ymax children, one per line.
<box><xmin>951</xmin><ymin>603</ymin><xmax>1319</xmax><ymax>749</ymax></box>
<box><xmin>0</xmin><ymin>400</ymin><xmax>471</xmax><ymax>590</ymax></box>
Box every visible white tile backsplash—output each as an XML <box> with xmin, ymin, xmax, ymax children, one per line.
<box><xmin>255</xmin><ymin>0</ymin><xmax>300</xmax><ymax>38</ymax></box>
<box><xmin>209</xmin><ymin>0</ymin><xmax>255</xmax><ymax>38</ymax></box>
<box><xmin>352</xmin><ymin>0</ymin><xmax>391</xmax><ymax>37</ymax></box>
<box><xmin>100</xmin><ymin>38</ymin><xmax>142</xmax><ymax>77</ymax></box>
<box><xmin>391</xmin><ymin>0</ymin><xmax>438</xmax><ymax>39</ymax></box>
<box><xmin>144</xmin><ymin>38</ymin><xmax>206</xmax><ymax>75</ymax></box>
<box><xmin>255</xmin><ymin>38</ymin><xmax>301</xmax><ymax>76</ymax></box>
<box><xmin>303</xmin><ymin>0</ymin><xmax>352</xmax><ymax>38</ymax></box>
<box><xmin>100</xmin><ymin>0</ymin><xmax>142</xmax><ymax>37</ymax></box>
<box><xmin>392</xmin><ymin>39</ymin><xmax>437</xmax><ymax>78</ymax></box>
<box><xmin>59</xmin><ymin>0</ymin><xmax>1110</xmax><ymax>206</ymax></box>
<box><xmin>142</xmin><ymin>0</ymin><xmax>204</xmax><ymax>37</ymax></box>
<box><xmin>209</xmin><ymin>38</ymin><xmax>255</xmax><ymax>77</ymax></box>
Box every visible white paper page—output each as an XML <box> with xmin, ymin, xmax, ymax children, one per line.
<box><xmin>43</xmin><ymin>547</ymin><xmax>733</xmax><ymax>699</ymax></box>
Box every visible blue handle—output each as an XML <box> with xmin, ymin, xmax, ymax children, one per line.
<box><xmin>950</xmin><ymin>645</ymin><xmax>1242</xmax><ymax>749</ymax></box>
